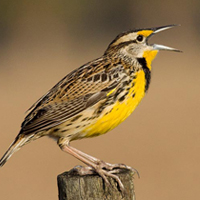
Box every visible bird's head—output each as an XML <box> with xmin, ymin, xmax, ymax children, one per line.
<box><xmin>105</xmin><ymin>24</ymin><xmax>181</xmax><ymax>69</ymax></box>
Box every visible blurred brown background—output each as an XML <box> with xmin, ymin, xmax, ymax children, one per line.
<box><xmin>0</xmin><ymin>1</ymin><xmax>199</xmax><ymax>200</ymax></box>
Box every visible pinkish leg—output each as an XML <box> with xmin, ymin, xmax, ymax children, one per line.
<box><xmin>70</xmin><ymin>145</ymin><xmax>139</xmax><ymax>177</ymax></box>
<box><xmin>58</xmin><ymin>141</ymin><xmax>125</xmax><ymax>192</ymax></box>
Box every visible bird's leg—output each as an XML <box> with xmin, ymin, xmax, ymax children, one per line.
<box><xmin>69</xmin><ymin>145</ymin><xmax>100</xmax><ymax>163</ymax></box>
<box><xmin>69</xmin><ymin>145</ymin><xmax>139</xmax><ymax>177</ymax></box>
<box><xmin>58</xmin><ymin>138</ymin><xmax>125</xmax><ymax>192</ymax></box>
<box><xmin>59</xmin><ymin>143</ymin><xmax>111</xmax><ymax>186</ymax></box>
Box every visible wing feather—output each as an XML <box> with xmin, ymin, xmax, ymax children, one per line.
<box><xmin>21</xmin><ymin>58</ymin><xmax>126</xmax><ymax>135</ymax></box>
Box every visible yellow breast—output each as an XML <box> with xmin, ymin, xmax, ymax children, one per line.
<box><xmin>83</xmin><ymin>70</ymin><xmax>146</xmax><ymax>138</ymax></box>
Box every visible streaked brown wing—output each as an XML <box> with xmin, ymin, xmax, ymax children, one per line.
<box><xmin>21</xmin><ymin>94</ymin><xmax>93</xmax><ymax>134</ymax></box>
<box><xmin>21</xmin><ymin>89</ymin><xmax>115</xmax><ymax>135</ymax></box>
<box><xmin>21</xmin><ymin>61</ymin><xmax>125</xmax><ymax>135</ymax></box>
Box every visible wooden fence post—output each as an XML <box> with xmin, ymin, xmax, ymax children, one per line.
<box><xmin>57</xmin><ymin>168</ymin><xmax>135</xmax><ymax>200</ymax></box>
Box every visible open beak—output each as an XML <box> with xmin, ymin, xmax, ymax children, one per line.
<box><xmin>148</xmin><ymin>24</ymin><xmax>182</xmax><ymax>52</ymax></box>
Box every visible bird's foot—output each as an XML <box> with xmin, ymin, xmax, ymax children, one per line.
<box><xmin>69</xmin><ymin>162</ymin><xmax>138</xmax><ymax>194</ymax></box>
<box><xmin>94</xmin><ymin>165</ymin><xmax>125</xmax><ymax>194</ymax></box>
<box><xmin>98</xmin><ymin>161</ymin><xmax>140</xmax><ymax>178</ymax></box>
<box><xmin>70</xmin><ymin>164</ymin><xmax>125</xmax><ymax>194</ymax></box>
<box><xmin>95</xmin><ymin>161</ymin><xmax>139</xmax><ymax>193</ymax></box>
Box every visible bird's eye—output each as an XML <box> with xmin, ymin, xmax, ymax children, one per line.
<box><xmin>136</xmin><ymin>35</ymin><xmax>144</xmax><ymax>42</ymax></box>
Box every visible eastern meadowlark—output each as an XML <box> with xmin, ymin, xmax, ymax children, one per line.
<box><xmin>0</xmin><ymin>24</ymin><xmax>180</xmax><ymax>192</ymax></box>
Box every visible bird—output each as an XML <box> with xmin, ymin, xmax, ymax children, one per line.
<box><xmin>0</xmin><ymin>24</ymin><xmax>180</xmax><ymax>192</ymax></box>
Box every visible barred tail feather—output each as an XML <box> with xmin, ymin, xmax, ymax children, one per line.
<box><xmin>0</xmin><ymin>134</ymin><xmax>34</xmax><ymax>167</ymax></box>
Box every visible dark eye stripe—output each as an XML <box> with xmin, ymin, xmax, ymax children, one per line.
<box><xmin>104</xmin><ymin>39</ymin><xmax>137</xmax><ymax>55</ymax></box>
<box><xmin>108</xmin><ymin>40</ymin><xmax>137</xmax><ymax>51</ymax></box>
<box><xmin>118</xmin><ymin>40</ymin><xmax>137</xmax><ymax>47</ymax></box>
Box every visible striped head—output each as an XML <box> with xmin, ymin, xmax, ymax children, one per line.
<box><xmin>105</xmin><ymin>24</ymin><xmax>181</xmax><ymax>69</ymax></box>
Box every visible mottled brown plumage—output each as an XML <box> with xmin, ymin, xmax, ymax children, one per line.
<box><xmin>22</xmin><ymin>56</ymin><xmax>128</xmax><ymax>135</ymax></box>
